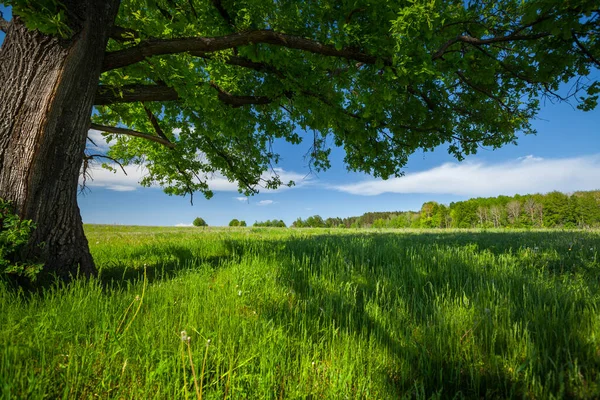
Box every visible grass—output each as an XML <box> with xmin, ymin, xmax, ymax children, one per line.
<box><xmin>1</xmin><ymin>226</ymin><xmax>600</xmax><ymax>399</ymax></box>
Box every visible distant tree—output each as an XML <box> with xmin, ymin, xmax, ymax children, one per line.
<box><xmin>506</xmin><ymin>200</ymin><xmax>522</xmax><ymax>226</ymax></box>
<box><xmin>239</xmin><ymin>221</ymin><xmax>247</xmax><ymax>227</ymax></box>
<box><xmin>543</xmin><ymin>191</ymin><xmax>572</xmax><ymax>227</ymax></box>
<box><xmin>523</xmin><ymin>198</ymin><xmax>542</xmax><ymax>227</ymax></box>
<box><xmin>305</xmin><ymin>215</ymin><xmax>326</xmax><ymax>228</ymax></box>
<box><xmin>372</xmin><ymin>218</ymin><xmax>387</xmax><ymax>229</ymax></box>
<box><xmin>228</xmin><ymin>219</ymin><xmax>240</xmax><ymax>227</ymax></box>
<box><xmin>193</xmin><ymin>217</ymin><xmax>207</xmax><ymax>227</ymax></box>
<box><xmin>476</xmin><ymin>206</ymin><xmax>488</xmax><ymax>227</ymax></box>
<box><xmin>253</xmin><ymin>219</ymin><xmax>286</xmax><ymax>227</ymax></box>
<box><xmin>489</xmin><ymin>206</ymin><xmax>503</xmax><ymax>228</ymax></box>
<box><xmin>574</xmin><ymin>192</ymin><xmax>600</xmax><ymax>227</ymax></box>
<box><xmin>292</xmin><ymin>218</ymin><xmax>305</xmax><ymax>228</ymax></box>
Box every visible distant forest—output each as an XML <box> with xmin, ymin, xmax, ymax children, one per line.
<box><xmin>291</xmin><ymin>190</ymin><xmax>600</xmax><ymax>229</ymax></box>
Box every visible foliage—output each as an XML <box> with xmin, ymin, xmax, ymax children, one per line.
<box><xmin>228</xmin><ymin>218</ymin><xmax>240</xmax><ymax>227</ymax></box>
<box><xmin>253</xmin><ymin>219</ymin><xmax>285</xmax><ymax>227</ymax></box>
<box><xmin>192</xmin><ymin>217</ymin><xmax>207</xmax><ymax>227</ymax></box>
<box><xmin>239</xmin><ymin>220</ymin><xmax>247</xmax><ymax>227</ymax></box>
<box><xmin>55</xmin><ymin>0</ymin><xmax>599</xmax><ymax>200</ymax></box>
<box><xmin>1</xmin><ymin>226</ymin><xmax>599</xmax><ymax>398</ymax></box>
<box><xmin>0</xmin><ymin>199</ymin><xmax>42</xmax><ymax>281</ymax></box>
<box><xmin>4</xmin><ymin>0</ymin><xmax>73</xmax><ymax>37</ymax></box>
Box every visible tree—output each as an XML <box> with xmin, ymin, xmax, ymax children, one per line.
<box><xmin>476</xmin><ymin>206</ymin><xmax>488</xmax><ymax>227</ymax></box>
<box><xmin>523</xmin><ymin>197</ymin><xmax>542</xmax><ymax>227</ymax></box>
<box><xmin>506</xmin><ymin>200</ymin><xmax>522</xmax><ymax>226</ymax></box>
<box><xmin>239</xmin><ymin>220</ymin><xmax>247</xmax><ymax>227</ymax></box>
<box><xmin>1</xmin><ymin>1</ymin><xmax>599</xmax><ymax>279</ymax></box>
<box><xmin>228</xmin><ymin>218</ymin><xmax>240</xmax><ymax>227</ymax></box>
<box><xmin>490</xmin><ymin>206</ymin><xmax>503</xmax><ymax>228</ymax></box>
<box><xmin>192</xmin><ymin>217</ymin><xmax>207</xmax><ymax>227</ymax></box>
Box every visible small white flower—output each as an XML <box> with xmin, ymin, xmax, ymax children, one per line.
<box><xmin>238</xmin><ymin>290</ymin><xmax>242</xmax><ymax>296</ymax></box>
<box><xmin>181</xmin><ymin>331</ymin><xmax>190</xmax><ymax>342</ymax></box>
<box><xmin>135</xmin><ymin>295</ymin><xmax>140</xmax><ymax>301</ymax></box>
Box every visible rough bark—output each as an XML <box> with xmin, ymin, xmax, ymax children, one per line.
<box><xmin>0</xmin><ymin>1</ymin><xmax>120</xmax><ymax>280</ymax></box>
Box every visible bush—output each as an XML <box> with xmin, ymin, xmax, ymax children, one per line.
<box><xmin>229</xmin><ymin>219</ymin><xmax>240</xmax><ymax>227</ymax></box>
<box><xmin>192</xmin><ymin>217</ymin><xmax>207</xmax><ymax>227</ymax></box>
<box><xmin>0</xmin><ymin>199</ymin><xmax>43</xmax><ymax>281</ymax></box>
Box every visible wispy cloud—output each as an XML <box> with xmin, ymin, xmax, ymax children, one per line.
<box><xmin>257</xmin><ymin>200</ymin><xmax>276</xmax><ymax>206</ymax></box>
<box><xmin>234</xmin><ymin>197</ymin><xmax>248</xmax><ymax>202</ymax></box>
<box><xmin>332</xmin><ymin>155</ymin><xmax>600</xmax><ymax>197</ymax></box>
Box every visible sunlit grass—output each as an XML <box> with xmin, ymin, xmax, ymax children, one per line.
<box><xmin>1</xmin><ymin>226</ymin><xmax>599</xmax><ymax>398</ymax></box>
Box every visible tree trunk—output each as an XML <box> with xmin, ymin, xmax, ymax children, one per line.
<box><xmin>0</xmin><ymin>1</ymin><xmax>120</xmax><ymax>280</ymax></box>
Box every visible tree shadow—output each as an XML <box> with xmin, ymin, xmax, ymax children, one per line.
<box><xmin>96</xmin><ymin>245</ymin><xmax>238</xmax><ymax>287</ymax></box>
<box><xmin>240</xmin><ymin>231</ymin><xmax>599</xmax><ymax>398</ymax></box>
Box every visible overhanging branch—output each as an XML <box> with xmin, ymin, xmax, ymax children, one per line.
<box><xmin>95</xmin><ymin>84</ymin><xmax>179</xmax><ymax>105</ymax></box>
<box><xmin>90</xmin><ymin>123</ymin><xmax>176</xmax><ymax>148</ymax></box>
<box><xmin>95</xmin><ymin>83</ymin><xmax>276</xmax><ymax>108</ymax></box>
<box><xmin>102</xmin><ymin>29</ymin><xmax>384</xmax><ymax>71</ymax></box>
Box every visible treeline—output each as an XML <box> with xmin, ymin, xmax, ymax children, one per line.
<box><xmin>292</xmin><ymin>190</ymin><xmax>600</xmax><ymax>229</ymax></box>
<box><xmin>253</xmin><ymin>219</ymin><xmax>286</xmax><ymax>227</ymax></box>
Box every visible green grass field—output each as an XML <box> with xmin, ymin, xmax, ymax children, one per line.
<box><xmin>1</xmin><ymin>226</ymin><xmax>599</xmax><ymax>399</ymax></box>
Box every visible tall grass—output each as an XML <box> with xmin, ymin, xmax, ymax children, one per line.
<box><xmin>1</xmin><ymin>227</ymin><xmax>599</xmax><ymax>398</ymax></box>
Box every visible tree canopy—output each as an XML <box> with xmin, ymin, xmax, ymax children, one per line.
<box><xmin>3</xmin><ymin>0</ymin><xmax>597</xmax><ymax>199</ymax></box>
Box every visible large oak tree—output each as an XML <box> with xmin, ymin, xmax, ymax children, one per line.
<box><xmin>0</xmin><ymin>0</ymin><xmax>598</xmax><ymax>279</ymax></box>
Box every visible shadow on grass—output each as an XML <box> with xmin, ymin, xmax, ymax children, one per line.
<box><xmin>97</xmin><ymin>246</ymin><xmax>238</xmax><ymax>287</ymax></box>
<box><xmin>224</xmin><ymin>230</ymin><xmax>599</xmax><ymax>398</ymax></box>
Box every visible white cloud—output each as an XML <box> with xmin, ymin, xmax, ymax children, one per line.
<box><xmin>82</xmin><ymin>161</ymin><xmax>312</xmax><ymax>193</ymax></box>
<box><xmin>234</xmin><ymin>197</ymin><xmax>248</xmax><ymax>202</ymax></box>
<box><xmin>87</xmin><ymin>129</ymin><xmax>111</xmax><ymax>152</ymax></box>
<box><xmin>332</xmin><ymin>154</ymin><xmax>600</xmax><ymax>197</ymax></box>
<box><xmin>257</xmin><ymin>200</ymin><xmax>275</xmax><ymax>206</ymax></box>
<box><xmin>82</xmin><ymin>164</ymin><xmax>148</xmax><ymax>192</ymax></box>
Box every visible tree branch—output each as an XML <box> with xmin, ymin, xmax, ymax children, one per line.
<box><xmin>102</xmin><ymin>30</ymin><xmax>383</xmax><ymax>71</ymax></box>
<box><xmin>571</xmin><ymin>30</ymin><xmax>600</xmax><ymax>68</ymax></box>
<box><xmin>142</xmin><ymin>103</ymin><xmax>172</xmax><ymax>142</ymax></box>
<box><xmin>84</xmin><ymin>154</ymin><xmax>128</xmax><ymax>174</ymax></box>
<box><xmin>95</xmin><ymin>84</ymin><xmax>179</xmax><ymax>105</ymax></box>
<box><xmin>189</xmin><ymin>51</ymin><xmax>283</xmax><ymax>76</ymax></box>
<box><xmin>110</xmin><ymin>25</ymin><xmax>140</xmax><ymax>42</ymax></box>
<box><xmin>432</xmin><ymin>32</ymin><xmax>550</xmax><ymax>60</ymax></box>
<box><xmin>211</xmin><ymin>0</ymin><xmax>235</xmax><ymax>29</ymax></box>
<box><xmin>209</xmin><ymin>82</ymin><xmax>274</xmax><ymax>107</ymax></box>
<box><xmin>89</xmin><ymin>123</ymin><xmax>176</xmax><ymax>148</ymax></box>
<box><xmin>95</xmin><ymin>83</ymin><xmax>276</xmax><ymax>108</ymax></box>
<box><xmin>455</xmin><ymin>71</ymin><xmax>511</xmax><ymax>112</ymax></box>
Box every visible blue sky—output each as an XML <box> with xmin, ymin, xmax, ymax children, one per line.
<box><xmin>2</xmin><ymin>5</ymin><xmax>599</xmax><ymax>226</ymax></box>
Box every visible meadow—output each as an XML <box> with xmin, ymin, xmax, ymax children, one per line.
<box><xmin>1</xmin><ymin>226</ymin><xmax>599</xmax><ymax>399</ymax></box>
